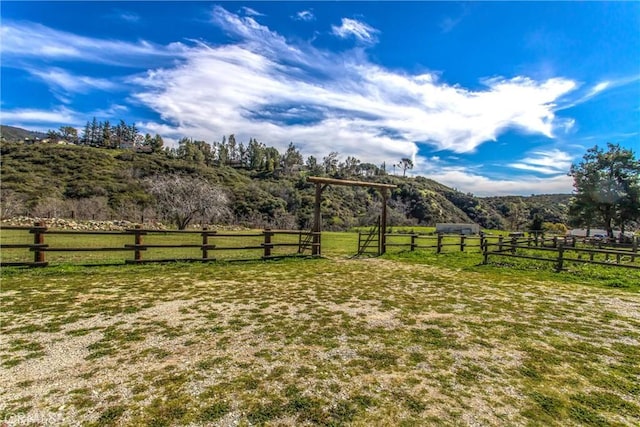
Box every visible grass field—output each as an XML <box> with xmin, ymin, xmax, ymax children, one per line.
<box><xmin>1</xmin><ymin>246</ymin><xmax>639</xmax><ymax>426</ymax></box>
<box><xmin>0</xmin><ymin>229</ymin><xmax>363</xmax><ymax>265</ymax></box>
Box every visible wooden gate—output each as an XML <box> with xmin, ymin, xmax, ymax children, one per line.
<box><xmin>357</xmin><ymin>216</ymin><xmax>381</xmax><ymax>256</ymax></box>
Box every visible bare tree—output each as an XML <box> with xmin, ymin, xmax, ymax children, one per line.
<box><xmin>0</xmin><ymin>189</ymin><xmax>27</xmax><ymax>219</ymax></box>
<box><xmin>67</xmin><ymin>197</ymin><xmax>111</xmax><ymax>220</ymax></box>
<box><xmin>146</xmin><ymin>174</ymin><xmax>229</xmax><ymax>229</ymax></box>
<box><xmin>30</xmin><ymin>196</ymin><xmax>67</xmax><ymax>218</ymax></box>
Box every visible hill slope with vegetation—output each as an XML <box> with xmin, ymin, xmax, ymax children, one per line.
<box><xmin>0</xmin><ymin>141</ymin><xmax>572</xmax><ymax>230</ymax></box>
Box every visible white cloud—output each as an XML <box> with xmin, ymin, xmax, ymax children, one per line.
<box><xmin>240</xmin><ymin>7</ymin><xmax>264</xmax><ymax>17</ymax></box>
<box><xmin>28</xmin><ymin>67</ymin><xmax>118</xmax><ymax>96</ymax></box>
<box><xmin>331</xmin><ymin>18</ymin><xmax>379</xmax><ymax>44</ymax></box>
<box><xmin>508</xmin><ymin>149</ymin><xmax>574</xmax><ymax>175</ymax></box>
<box><xmin>0</xmin><ymin>21</ymin><xmax>186</xmax><ymax>67</ymax></box>
<box><xmin>557</xmin><ymin>75</ymin><xmax>640</xmax><ymax>111</ymax></box>
<box><xmin>123</xmin><ymin>7</ymin><xmax>579</xmax><ymax>167</ymax></box>
<box><xmin>0</xmin><ymin>107</ymin><xmax>80</xmax><ymax>125</ymax></box>
<box><xmin>420</xmin><ymin>166</ymin><xmax>574</xmax><ymax>196</ymax></box>
<box><xmin>588</xmin><ymin>81</ymin><xmax>610</xmax><ymax>96</ymax></box>
<box><xmin>295</xmin><ymin>10</ymin><xmax>315</xmax><ymax>21</ymax></box>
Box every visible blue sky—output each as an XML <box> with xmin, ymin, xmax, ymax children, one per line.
<box><xmin>1</xmin><ymin>1</ymin><xmax>639</xmax><ymax>196</ymax></box>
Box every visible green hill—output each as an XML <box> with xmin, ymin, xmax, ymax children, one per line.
<box><xmin>0</xmin><ymin>140</ymin><xmax>571</xmax><ymax>230</ymax></box>
<box><xmin>1</xmin><ymin>125</ymin><xmax>48</xmax><ymax>142</ymax></box>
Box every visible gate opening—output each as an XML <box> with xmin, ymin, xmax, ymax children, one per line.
<box><xmin>306</xmin><ymin>177</ymin><xmax>397</xmax><ymax>256</ymax></box>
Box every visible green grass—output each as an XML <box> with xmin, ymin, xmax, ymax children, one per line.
<box><xmin>1</xmin><ymin>244</ymin><xmax>639</xmax><ymax>425</ymax></box>
<box><xmin>0</xmin><ymin>228</ymin><xmax>330</xmax><ymax>264</ymax></box>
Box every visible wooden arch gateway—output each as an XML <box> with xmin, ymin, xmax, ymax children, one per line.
<box><xmin>307</xmin><ymin>176</ymin><xmax>398</xmax><ymax>256</ymax></box>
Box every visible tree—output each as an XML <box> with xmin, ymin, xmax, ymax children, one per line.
<box><xmin>247</xmin><ymin>138</ymin><xmax>265</xmax><ymax>169</ymax></box>
<box><xmin>568</xmin><ymin>143</ymin><xmax>640</xmax><ymax>237</ymax></box>
<box><xmin>90</xmin><ymin>117</ymin><xmax>100</xmax><ymax>147</ymax></box>
<box><xmin>397</xmin><ymin>158</ymin><xmax>414</xmax><ymax>177</ymax></box>
<box><xmin>81</xmin><ymin>121</ymin><xmax>92</xmax><ymax>145</ymax></box>
<box><xmin>323</xmin><ymin>151</ymin><xmax>339</xmax><ymax>175</ymax></box>
<box><xmin>46</xmin><ymin>129</ymin><xmax>61</xmax><ymax>142</ymax></box>
<box><xmin>342</xmin><ymin>156</ymin><xmax>361</xmax><ymax>177</ymax></box>
<box><xmin>529</xmin><ymin>214</ymin><xmax>544</xmax><ymax>238</ymax></box>
<box><xmin>150</xmin><ymin>134</ymin><xmax>164</xmax><ymax>153</ymax></box>
<box><xmin>176</xmin><ymin>138</ymin><xmax>205</xmax><ymax>163</ymax></box>
<box><xmin>281</xmin><ymin>142</ymin><xmax>303</xmax><ymax>174</ymax></box>
<box><xmin>146</xmin><ymin>174</ymin><xmax>229</xmax><ymax>230</ymax></box>
<box><xmin>264</xmin><ymin>147</ymin><xmax>280</xmax><ymax>172</ymax></box>
<box><xmin>59</xmin><ymin>126</ymin><xmax>78</xmax><ymax>143</ymax></box>
<box><xmin>102</xmin><ymin>120</ymin><xmax>112</xmax><ymax>148</ymax></box>
<box><xmin>227</xmin><ymin>134</ymin><xmax>238</xmax><ymax>162</ymax></box>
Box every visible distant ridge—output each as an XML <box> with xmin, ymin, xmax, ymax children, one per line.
<box><xmin>0</xmin><ymin>125</ymin><xmax>48</xmax><ymax>142</ymax></box>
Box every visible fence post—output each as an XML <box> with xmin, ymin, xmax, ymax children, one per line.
<box><xmin>32</xmin><ymin>221</ymin><xmax>47</xmax><ymax>265</ymax></box>
<box><xmin>133</xmin><ymin>225</ymin><xmax>143</xmax><ymax>262</ymax></box>
<box><xmin>202</xmin><ymin>227</ymin><xmax>209</xmax><ymax>261</ymax></box>
<box><xmin>263</xmin><ymin>228</ymin><xmax>272</xmax><ymax>258</ymax></box>
<box><xmin>460</xmin><ymin>235</ymin><xmax>466</xmax><ymax>252</ymax></box>
<box><xmin>556</xmin><ymin>243</ymin><xmax>565</xmax><ymax>272</ymax></box>
<box><xmin>410</xmin><ymin>234</ymin><xmax>417</xmax><ymax>252</ymax></box>
<box><xmin>632</xmin><ymin>236</ymin><xmax>638</xmax><ymax>262</ymax></box>
<box><xmin>483</xmin><ymin>238</ymin><xmax>489</xmax><ymax>264</ymax></box>
<box><xmin>510</xmin><ymin>236</ymin><xmax>517</xmax><ymax>254</ymax></box>
<box><xmin>437</xmin><ymin>233</ymin><xmax>443</xmax><ymax>254</ymax></box>
<box><xmin>498</xmin><ymin>236</ymin><xmax>503</xmax><ymax>252</ymax></box>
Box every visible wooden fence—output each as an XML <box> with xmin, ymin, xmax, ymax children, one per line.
<box><xmin>482</xmin><ymin>239</ymin><xmax>639</xmax><ymax>271</ymax></box>
<box><xmin>385</xmin><ymin>233</ymin><xmax>494</xmax><ymax>253</ymax></box>
<box><xmin>0</xmin><ymin>222</ymin><xmax>319</xmax><ymax>267</ymax></box>
<box><xmin>385</xmin><ymin>232</ymin><xmax>639</xmax><ymax>271</ymax></box>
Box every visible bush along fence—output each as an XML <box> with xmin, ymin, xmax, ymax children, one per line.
<box><xmin>384</xmin><ymin>232</ymin><xmax>639</xmax><ymax>271</ymax></box>
<box><xmin>0</xmin><ymin>222</ymin><xmax>319</xmax><ymax>267</ymax></box>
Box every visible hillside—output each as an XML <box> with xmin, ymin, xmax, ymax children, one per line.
<box><xmin>0</xmin><ymin>141</ymin><xmax>572</xmax><ymax>230</ymax></box>
<box><xmin>0</xmin><ymin>125</ymin><xmax>48</xmax><ymax>142</ymax></box>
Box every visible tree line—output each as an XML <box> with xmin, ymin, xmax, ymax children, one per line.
<box><xmin>47</xmin><ymin>118</ymin><xmax>164</xmax><ymax>152</ymax></box>
<box><xmin>22</xmin><ymin>121</ymin><xmax>640</xmax><ymax>234</ymax></box>
<box><xmin>45</xmin><ymin>119</ymin><xmax>390</xmax><ymax>177</ymax></box>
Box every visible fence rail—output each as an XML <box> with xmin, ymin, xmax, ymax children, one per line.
<box><xmin>385</xmin><ymin>233</ymin><xmax>495</xmax><ymax>253</ymax></box>
<box><xmin>482</xmin><ymin>241</ymin><xmax>639</xmax><ymax>271</ymax></box>
<box><xmin>384</xmin><ymin>232</ymin><xmax>639</xmax><ymax>271</ymax></box>
<box><xmin>0</xmin><ymin>222</ymin><xmax>319</xmax><ymax>267</ymax></box>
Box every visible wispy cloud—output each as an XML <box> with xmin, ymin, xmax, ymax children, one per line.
<box><xmin>240</xmin><ymin>7</ymin><xmax>264</xmax><ymax>17</ymax></box>
<box><xmin>0</xmin><ymin>107</ymin><xmax>80</xmax><ymax>126</ymax></box>
<box><xmin>558</xmin><ymin>74</ymin><xmax>640</xmax><ymax>111</ymax></box>
<box><xmin>295</xmin><ymin>10</ymin><xmax>315</xmax><ymax>22</ymax></box>
<box><xmin>0</xmin><ymin>21</ymin><xmax>186</xmax><ymax>67</ymax></box>
<box><xmin>331</xmin><ymin>18</ymin><xmax>379</xmax><ymax>44</ymax></box>
<box><xmin>439</xmin><ymin>4</ymin><xmax>470</xmax><ymax>33</ymax></box>
<box><xmin>508</xmin><ymin>149</ymin><xmax>574</xmax><ymax>175</ymax></box>
<box><xmin>117</xmin><ymin>10</ymin><xmax>140</xmax><ymax>23</ymax></box>
<box><xmin>28</xmin><ymin>67</ymin><xmax>119</xmax><ymax>97</ymax></box>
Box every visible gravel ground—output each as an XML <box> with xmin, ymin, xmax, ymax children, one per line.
<box><xmin>1</xmin><ymin>258</ymin><xmax>639</xmax><ymax>426</ymax></box>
